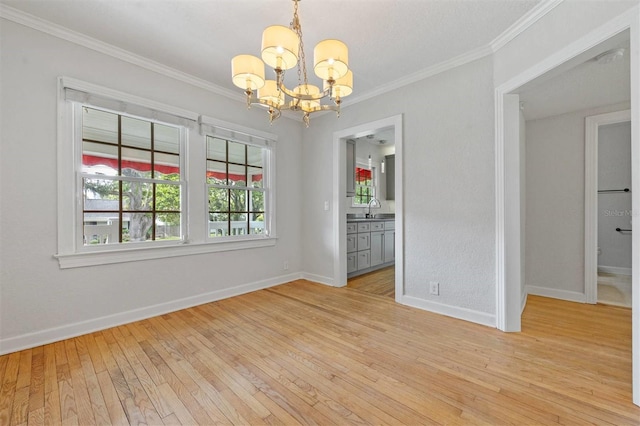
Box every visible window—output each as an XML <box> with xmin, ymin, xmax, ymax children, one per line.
<box><xmin>353</xmin><ymin>165</ymin><xmax>375</xmax><ymax>206</ymax></box>
<box><xmin>205</xmin><ymin>135</ymin><xmax>271</xmax><ymax>239</ymax></box>
<box><xmin>57</xmin><ymin>77</ymin><xmax>278</xmax><ymax>268</ymax></box>
<box><xmin>80</xmin><ymin>106</ymin><xmax>183</xmax><ymax>246</ymax></box>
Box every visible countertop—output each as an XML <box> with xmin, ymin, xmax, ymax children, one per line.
<box><xmin>347</xmin><ymin>214</ymin><xmax>395</xmax><ymax>222</ymax></box>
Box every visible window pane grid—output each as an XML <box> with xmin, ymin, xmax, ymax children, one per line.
<box><xmin>206</xmin><ymin>135</ymin><xmax>267</xmax><ymax>238</ymax></box>
<box><xmin>81</xmin><ymin>107</ymin><xmax>182</xmax><ymax>245</ymax></box>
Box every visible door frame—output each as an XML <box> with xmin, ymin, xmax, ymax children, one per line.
<box><xmin>332</xmin><ymin>114</ymin><xmax>404</xmax><ymax>301</ymax></box>
<box><xmin>584</xmin><ymin>109</ymin><xmax>631</xmax><ymax>304</ymax></box>
<box><xmin>495</xmin><ymin>6</ymin><xmax>640</xmax><ymax>405</ymax></box>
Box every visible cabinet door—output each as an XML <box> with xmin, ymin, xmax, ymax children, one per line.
<box><xmin>357</xmin><ymin>233</ymin><xmax>370</xmax><ymax>251</ymax></box>
<box><xmin>357</xmin><ymin>251</ymin><xmax>370</xmax><ymax>270</ymax></box>
<box><xmin>346</xmin><ymin>140</ymin><xmax>356</xmax><ymax>197</ymax></box>
<box><xmin>384</xmin><ymin>231</ymin><xmax>395</xmax><ymax>263</ymax></box>
<box><xmin>385</xmin><ymin>154</ymin><xmax>395</xmax><ymax>200</ymax></box>
<box><xmin>347</xmin><ymin>254</ymin><xmax>357</xmax><ymax>273</ymax></box>
<box><xmin>370</xmin><ymin>231</ymin><xmax>384</xmax><ymax>267</ymax></box>
<box><xmin>346</xmin><ymin>235</ymin><xmax>357</xmax><ymax>253</ymax></box>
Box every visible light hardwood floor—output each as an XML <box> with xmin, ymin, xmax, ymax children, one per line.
<box><xmin>347</xmin><ymin>266</ymin><xmax>395</xmax><ymax>299</ymax></box>
<box><xmin>1</xmin><ymin>281</ymin><xmax>639</xmax><ymax>425</ymax></box>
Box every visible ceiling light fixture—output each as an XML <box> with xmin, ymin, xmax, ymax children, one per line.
<box><xmin>231</xmin><ymin>0</ymin><xmax>353</xmax><ymax>127</ymax></box>
<box><xmin>595</xmin><ymin>48</ymin><xmax>625</xmax><ymax>65</ymax></box>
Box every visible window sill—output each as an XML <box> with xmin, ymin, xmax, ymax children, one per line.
<box><xmin>55</xmin><ymin>237</ymin><xmax>277</xmax><ymax>269</ymax></box>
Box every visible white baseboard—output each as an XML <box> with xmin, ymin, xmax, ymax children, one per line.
<box><xmin>525</xmin><ymin>285</ymin><xmax>586</xmax><ymax>303</ymax></box>
<box><xmin>0</xmin><ymin>272</ymin><xmax>303</xmax><ymax>355</ymax></box>
<box><xmin>598</xmin><ymin>265</ymin><xmax>632</xmax><ymax>276</ymax></box>
<box><xmin>400</xmin><ymin>295</ymin><xmax>496</xmax><ymax>328</ymax></box>
<box><xmin>521</xmin><ymin>288</ymin><xmax>528</xmax><ymax>314</ymax></box>
<box><xmin>301</xmin><ymin>272</ymin><xmax>335</xmax><ymax>287</ymax></box>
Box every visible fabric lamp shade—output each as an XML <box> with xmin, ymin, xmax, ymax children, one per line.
<box><xmin>325</xmin><ymin>69</ymin><xmax>353</xmax><ymax>98</ymax></box>
<box><xmin>261</xmin><ymin>25</ymin><xmax>300</xmax><ymax>70</ymax></box>
<box><xmin>258</xmin><ymin>80</ymin><xmax>284</xmax><ymax>107</ymax></box>
<box><xmin>232</xmin><ymin>55</ymin><xmax>265</xmax><ymax>91</ymax></box>
<box><xmin>313</xmin><ymin>39</ymin><xmax>349</xmax><ymax>81</ymax></box>
<box><xmin>292</xmin><ymin>84</ymin><xmax>320</xmax><ymax>112</ymax></box>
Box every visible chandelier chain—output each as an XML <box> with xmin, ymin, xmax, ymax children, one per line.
<box><xmin>291</xmin><ymin>0</ymin><xmax>309</xmax><ymax>95</ymax></box>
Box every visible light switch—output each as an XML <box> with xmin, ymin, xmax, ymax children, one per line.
<box><xmin>324</xmin><ymin>201</ymin><xmax>330</xmax><ymax>211</ymax></box>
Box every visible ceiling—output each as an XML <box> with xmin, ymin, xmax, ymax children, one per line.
<box><xmin>518</xmin><ymin>30</ymin><xmax>631</xmax><ymax>121</ymax></box>
<box><xmin>2</xmin><ymin>0</ymin><xmax>542</xmax><ymax>104</ymax></box>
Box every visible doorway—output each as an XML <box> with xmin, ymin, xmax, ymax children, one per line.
<box><xmin>496</xmin><ymin>19</ymin><xmax>639</xmax><ymax>405</ymax></box>
<box><xmin>332</xmin><ymin>115</ymin><xmax>403</xmax><ymax>302</ymax></box>
<box><xmin>585</xmin><ymin>111</ymin><xmax>632</xmax><ymax>307</ymax></box>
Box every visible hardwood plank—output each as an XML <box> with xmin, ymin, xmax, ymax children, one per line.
<box><xmin>1</xmin><ymin>281</ymin><xmax>639</xmax><ymax>425</ymax></box>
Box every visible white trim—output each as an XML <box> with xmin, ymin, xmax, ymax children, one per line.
<box><xmin>585</xmin><ymin>110</ymin><xmax>631</xmax><ymax>303</ymax></box>
<box><xmin>490</xmin><ymin>0</ymin><xmax>564</xmax><ymax>52</ymax></box>
<box><xmin>521</xmin><ymin>288</ymin><xmax>528</xmax><ymax>314</ymax></box>
<box><xmin>0</xmin><ymin>1</ymin><xmax>561</xmax><ymax>114</ymax></box>
<box><xmin>55</xmin><ymin>238</ymin><xmax>277</xmax><ymax>269</ymax></box>
<box><xmin>598</xmin><ymin>266</ymin><xmax>633</xmax><ymax>276</ymax></box>
<box><xmin>62</xmin><ymin>77</ymin><xmax>199</xmax><ymax>122</ymax></box>
<box><xmin>332</xmin><ymin>115</ymin><xmax>403</xmax><ymax>299</ymax></box>
<box><xmin>495</xmin><ymin>5</ymin><xmax>640</xmax><ymax>405</ymax></box>
<box><xmin>401</xmin><ymin>296</ymin><xmax>496</xmax><ymax>328</ymax></box>
<box><xmin>342</xmin><ymin>46</ymin><xmax>492</xmax><ymax>108</ymax></box>
<box><xmin>630</xmin><ymin>7</ymin><xmax>640</xmax><ymax>406</ymax></box>
<box><xmin>495</xmin><ymin>6</ymin><xmax>639</xmax><ymax>330</ymax></box>
<box><xmin>0</xmin><ymin>272</ymin><xmax>303</xmax><ymax>355</ymax></box>
<box><xmin>199</xmin><ymin>115</ymin><xmax>278</xmax><ymax>143</ymax></box>
<box><xmin>302</xmin><ymin>273</ymin><xmax>335</xmax><ymax>287</ymax></box>
<box><xmin>0</xmin><ymin>5</ymin><xmax>240</xmax><ymax>102</ymax></box>
<box><xmin>525</xmin><ymin>285</ymin><xmax>587</xmax><ymax>304</ymax></box>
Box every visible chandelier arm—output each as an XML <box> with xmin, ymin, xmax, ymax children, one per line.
<box><xmin>277</xmin><ymin>82</ymin><xmax>332</xmax><ymax>101</ymax></box>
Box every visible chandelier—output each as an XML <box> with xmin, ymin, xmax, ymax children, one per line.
<box><xmin>231</xmin><ymin>0</ymin><xmax>353</xmax><ymax>127</ymax></box>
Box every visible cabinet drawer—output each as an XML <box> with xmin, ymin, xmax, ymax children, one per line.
<box><xmin>357</xmin><ymin>251</ymin><xmax>370</xmax><ymax>270</ymax></box>
<box><xmin>357</xmin><ymin>233</ymin><xmax>370</xmax><ymax>251</ymax></box>
<box><xmin>384</xmin><ymin>220</ymin><xmax>395</xmax><ymax>230</ymax></box>
<box><xmin>357</xmin><ymin>222</ymin><xmax>370</xmax><ymax>233</ymax></box>
<box><xmin>346</xmin><ymin>223</ymin><xmax>358</xmax><ymax>234</ymax></box>
<box><xmin>346</xmin><ymin>235</ymin><xmax>357</xmax><ymax>253</ymax></box>
<box><xmin>371</xmin><ymin>222</ymin><xmax>384</xmax><ymax>231</ymax></box>
<box><xmin>347</xmin><ymin>254</ymin><xmax>357</xmax><ymax>273</ymax></box>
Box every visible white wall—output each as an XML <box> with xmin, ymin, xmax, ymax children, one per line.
<box><xmin>0</xmin><ymin>21</ymin><xmax>304</xmax><ymax>352</ymax></box>
<box><xmin>598</xmin><ymin>121</ymin><xmax>633</xmax><ymax>271</ymax></box>
<box><xmin>303</xmin><ymin>56</ymin><xmax>496</xmax><ymax>317</ymax></box>
<box><xmin>493</xmin><ymin>0</ymin><xmax>638</xmax><ymax>87</ymax></box>
<box><xmin>525</xmin><ymin>102</ymin><xmax>630</xmax><ymax>296</ymax></box>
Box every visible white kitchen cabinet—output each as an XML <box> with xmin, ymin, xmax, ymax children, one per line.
<box><xmin>347</xmin><ymin>253</ymin><xmax>357</xmax><ymax>273</ymax></box>
<box><xmin>357</xmin><ymin>250</ymin><xmax>370</xmax><ymax>270</ymax></box>
<box><xmin>370</xmin><ymin>231</ymin><xmax>384</xmax><ymax>267</ymax></box>
<box><xmin>347</xmin><ymin>219</ymin><xmax>396</xmax><ymax>278</ymax></box>
<box><xmin>347</xmin><ymin>234</ymin><xmax>357</xmax><ymax>253</ymax></box>
<box><xmin>357</xmin><ymin>233</ymin><xmax>370</xmax><ymax>251</ymax></box>
<box><xmin>384</xmin><ymin>230</ymin><xmax>395</xmax><ymax>263</ymax></box>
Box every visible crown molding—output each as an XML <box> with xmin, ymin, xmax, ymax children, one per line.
<box><xmin>0</xmin><ymin>4</ymin><xmax>240</xmax><ymax>102</ymax></box>
<box><xmin>1</xmin><ymin>0</ymin><xmax>562</xmax><ymax>113</ymax></box>
<box><xmin>490</xmin><ymin>0</ymin><xmax>564</xmax><ymax>52</ymax></box>
<box><xmin>342</xmin><ymin>45</ymin><xmax>494</xmax><ymax>108</ymax></box>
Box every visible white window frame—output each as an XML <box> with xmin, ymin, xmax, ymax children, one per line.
<box><xmin>55</xmin><ymin>77</ymin><xmax>277</xmax><ymax>269</ymax></box>
<box><xmin>75</xmin><ymin>104</ymin><xmax>188</xmax><ymax>252</ymax></box>
<box><xmin>352</xmin><ymin>161</ymin><xmax>377</xmax><ymax>207</ymax></box>
<box><xmin>200</xmin><ymin>115</ymin><xmax>277</xmax><ymax>244</ymax></box>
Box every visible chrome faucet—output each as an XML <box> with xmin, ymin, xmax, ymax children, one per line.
<box><xmin>366</xmin><ymin>198</ymin><xmax>381</xmax><ymax>218</ymax></box>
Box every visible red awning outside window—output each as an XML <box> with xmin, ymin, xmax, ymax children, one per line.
<box><xmin>83</xmin><ymin>155</ymin><xmax>262</xmax><ymax>182</ymax></box>
<box><xmin>355</xmin><ymin>167</ymin><xmax>372</xmax><ymax>183</ymax></box>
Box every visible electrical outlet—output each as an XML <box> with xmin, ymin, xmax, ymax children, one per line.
<box><xmin>429</xmin><ymin>281</ymin><xmax>439</xmax><ymax>296</ymax></box>
<box><xmin>283</xmin><ymin>260</ymin><xmax>289</xmax><ymax>270</ymax></box>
